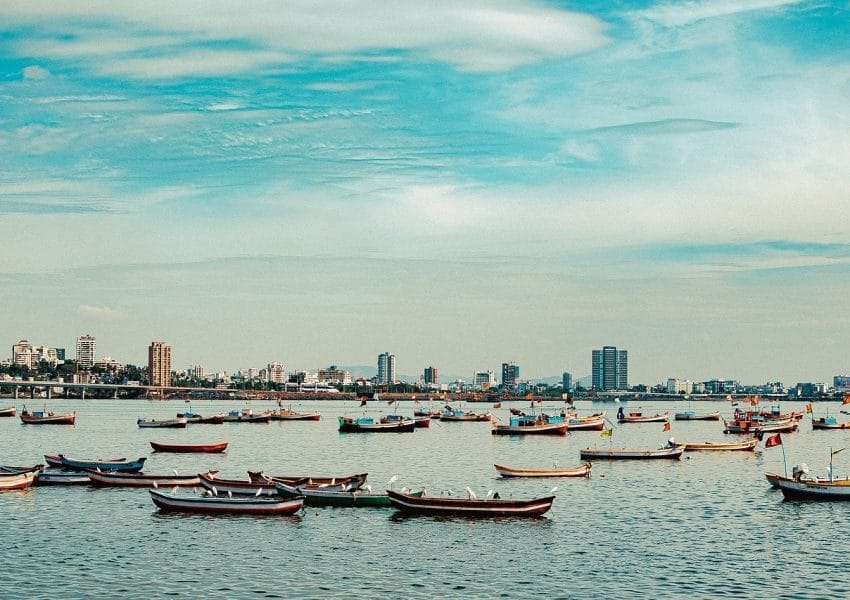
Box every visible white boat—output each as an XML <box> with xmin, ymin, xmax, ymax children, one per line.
<box><xmin>579</xmin><ymin>445</ymin><xmax>684</xmax><ymax>460</ymax></box>
<box><xmin>494</xmin><ymin>463</ymin><xmax>592</xmax><ymax>478</ymax></box>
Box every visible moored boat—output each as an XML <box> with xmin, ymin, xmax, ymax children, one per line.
<box><xmin>562</xmin><ymin>412</ymin><xmax>606</xmax><ymax>431</ymax></box>
<box><xmin>247</xmin><ymin>471</ymin><xmax>368</xmax><ymax>489</ymax></box>
<box><xmin>682</xmin><ymin>438</ymin><xmax>759</xmax><ymax>451</ymax></box>
<box><xmin>222</xmin><ymin>408</ymin><xmax>272</xmax><ymax>423</ymax></box>
<box><xmin>0</xmin><ymin>469</ymin><xmax>38</xmax><ymax>491</ymax></box>
<box><xmin>149</xmin><ymin>489</ymin><xmax>305</xmax><ymax>515</ymax></box>
<box><xmin>137</xmin><ymin>417</ymin><xmax>188</xmax><ymax>428</ymax></box>
<box><xmin>270</xmin><ymin>407</ymin><xmax>321</xmax><ymax>421</ymax></box>
<box><xmin>46</xmin><ymin>454</ymin><xmax>146</xmax><ymax>473</ymax></box>
<box><xmin>199</xmin><ymin>472</ymin><xmax>279</xmax><ymax>496</ymax></box>
<box><xmin>413</xmin><ymin>416</ymin><xmax>431</xmax><ymax>428</ymax></box>
<box><xmin>34</xmin><ymin>469</ymin><xmax>91</xmax><ymax>485</ymax></box>
<box><xmin>494</xmin><ymin>463</ymin><xmax>592</xmax><ymax>478</ymax></box>
<box><xmin>338</xmin><ymin>415</ymin><xmax>415</xmax><ymax>432</ymax></box>
<box><xmin>177</xmin><ymin>412</ymin><xmax>226</xmax><ymax>424</ymax></box>
<box><xmin>491</xmin><ymin>413</ymin><xmax>568</xmax><ymax>436</ymax></box>
<box><xmin>87</xmin><ymin>470</ymin><xmax>202</xmax><ymax>487</ymax></box>
<box><xmin>439</xmin><ymin>408</ymin><xmax>492</xmax><ymax>422</ymax></box>
<box><xmin>579</xmin><ymin>445</ymin><xmax>685</xmax><ymax>460</ymax></box>
<box><xmin>723</xmin><ymin>416</ymin><xmax>797</xmax><ymax>434</ymax></box>
<box><xmin>20</xmin><ymin>406</ymin><xmax>76</xmax><ymax>425</ymax></box>
<box><xmin>775</xmin><ymin>477</ymin><xmax>850</xmax><ymax>500</ymax></box>
<box><xmin>812</xmin><ymin>416</ymin><xmax>850</xmax><ymax>430</ymax></box>
<box><xmin>0</xmin><ymin>406</ymin><xmax>16</xmax><ymax>417</ymax></box>
<box><xmin>386</xmin><ymin>489</ymin><xmax>555</xmax><ymax>517</ymax></box>
<box><xmin>674</xmin><ymin>411</ymin><xmax>721</xmax><ymax>421</ymax></box>
<box><xmin>150</xmin><ymin>441</ymin><xmax>228</xmax><ymax>453</ymax></box>
<box><xmin>274</xmin><ymin>481</ymin><xmax>421</xmax><ymax>507</ymax></box>
<box><xmin>616</xmin><ymin>407</ymin><xmax>668</xmax><ymax>423</ymax></box>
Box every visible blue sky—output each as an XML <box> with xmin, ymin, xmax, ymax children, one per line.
<box><xmin>1</xmin><ymin>1</ymin><xmax>849</xmax><ymax>385</ymax></box>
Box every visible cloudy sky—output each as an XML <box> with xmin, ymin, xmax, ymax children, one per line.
<box><xmin>1</xmin><ymin>1</ymin><xmax>848</xmax><ymax>385</ymax></box>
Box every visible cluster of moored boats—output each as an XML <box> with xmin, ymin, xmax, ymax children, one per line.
<box><xmin>5</xmin><ymin>398</ymin><xmax>850</xmax><ymax>509</ymax></box>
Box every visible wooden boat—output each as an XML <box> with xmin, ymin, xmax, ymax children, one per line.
<box><xmin>775</xmin><ymin>477</ymin><xmax>850</xmax><ymax>501</ymax></box>
<box><xmin>20</xmin><ymin>406</ymin><xmax>76</xmax><ymax>425</ymax></box>
<box><xmin>491</xmin><ymin>413</ymin><xmax>568</xmax><ymax>436</ymax></box>
<box><xmin>137</xmin><ymin>417</ymin><xmax>188</xmax><ymax>428</ymax></box>
<box><xmin>723</xmin><ymin>416</ymin><xmax>797</xmax><ymax>434</ymax></box>
<box><xmin>413</xmin><ymin>416</ymin><xmax>431</xmax><ymax>428</ymax></box>
<box><xmin>150</xmin><ymin>441</ymin><xmax>228</xmax><ymax>453</ymax></box>
<box><xmin>562</xmin><ymin>412</ymin><xmax>606</xmax><ymax>431</ymax></box>
<box><xmin>386</xmin><ymin>489</ymin><xmax>555</xmax><ymax>517</ymax></box>
<box><xmin>247</xmin><ymin>471</ymin><xmax>368</xmax><ymax>489</ymax></box>
<box><xmin>199</xmin><ymin>472</ymin><xmax>281</xmax><ymax>496</ymax></box>
<box><xmin>413</xmin><ymin>408</ymin><xmax>441</xmax><ymax>419</ymax></box>
<box><xmin>87</xmin><ymin>470</ymin><xmax>201</xmax><ymax>487</ymax></box>
<box><xmin>682</xmin><ymin>438</ymin><xmax>759</xmax><ymax>451</ymax></box>
<box><xmin>177</xmin><ymin>412</ymin><xmax>226</xmax><ymax>424</ymax></box>
<box><xmin>270</xmin><ymin>407</ymin><xmax>321</xmax><ymax>421</ymax></box>
<box><xmin>0</xmin><ymin>470</ymin><xmax>38</xmax><ymax>491</ymax></box>
<box><xmin>0</xmin><ymin>406</ymin><xmax>16</xmax><ymax>417</ymax></box>
<box><xmin>616</xmin><ymin>407</ymin><xmax>668</xmax><ymax>423</ymax></box>
<box><xmin>674</xmin><ymin>411</ymin><xmax>721</xmax><ymax>421</ymax></box>
<box><xmin>494</xmin><ymin>463</ymin><xmax>592</xmax><ymax>478</ymax></box>
<box><xmin>34</xmin><ymin>469</ymin><xmax>91</xmax><ymax>485</ymax></box>
<box><xmin>274</xmin><ymin>481</ymin><xmax>422</xmax><ymax>507</ymax></box>
<box><xmin>0</xmin><ymin>464</ymin><xmax>43</xmax><ymax>475</ymax></box>
<box><xmin>579</xmin><ymin>445</ymin><xmax>685</xmax><ymax>460</ymax></box>
<box><xmin>222</xmin><ymin>408</ymin><xmax>272</xmax><ymax>423</ymax></box>
<box><xmin>46</xmin><ymin>454</ymin><xmax>147</xmax><ymax>473</ymax></box>
<box><xmin>812</xmin><ymin>416</ymin><xmax>850</xmax><ymax>430</ymax></box>
<box><xmin>764</xmin><ymin>471</ymin><xmax>850</xmax><ymax>489</ymax></box>
<box><xmin>439</xmin><ymin>409</ymin><xmax>492</xmax><ymax>422</ymax></box>
<box><xmin>149</xmin><ymin>489</ymin><xmax>305</xmax><ymax>515</ymax></box>
<box><xmin>338</xmin><ymin>415</ymin><xmax>415</xmax><ymax>432</ymax></box>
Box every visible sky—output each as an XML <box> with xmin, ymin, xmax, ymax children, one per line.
<box><xmin>1</xmin><ymin>1</ymin><xmax>849</xmax><ymax>385</ymax></box>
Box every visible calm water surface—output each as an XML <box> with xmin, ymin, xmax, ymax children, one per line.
<box><xmin>2</xmin><ymin>398</ymin><xmax>848</xmax><ymax>599</ymax></box>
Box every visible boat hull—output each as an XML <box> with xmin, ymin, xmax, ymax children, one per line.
<box><xmin>150</xmin><ymin>441</ymin><xmax>228</xmax><ymax>453</ymax></box>
<box><xmin>48</xmin><ymin>454</ymin><xmax>147</xmax><ymax>473</ymax></box>
<box><xmin>338</xmin><ymin>417</ymin><xmax>415</xmax><ymax>432</ymax></box>
<box><xmin>386</xmin><ymin>489</ymin><xmax>555</xmax><ymax>517</ymax></box>
<box><xmin>149</xmin><ymin>489</ymin><xmax>304</xmax><ymax>515</ymax></box>
<box><xmin>137</xmin><ymin>418</ymin><xmax>188</xmax><ymax>428</ymax></box>
<box><xmin>682</xmin><ymin>438</ymin><xmax>759</xmax><ymax>451</ymax></box>
<box><xmin>0</xmin><ymin>471</ymin><xmax>37</xmax><ymax>490</ymax></box>
<box><xmin>494</xmin><ymin>463</ymin><xmax>591</xmax><ymax>478</ymax></box>
<box><xmin>34</xmin><ymin>470</ymin><xmax>91</xmax><ymax>485</ymax></box>
<box><xmin>674</xmin><ymin>412</ymin><xmax>721</xmax><ymax>421</ymax></box>
<box><xmin>580</xmin><ymin>446</ymin><xmax>684</xmax><ymax>460</ymax></box>
<box><xmin>270</xmin><ymin>411</ymin><xmax>321</xmax><ymax>421</ymax></box>
<box><xmin>20</xmin><ymin>411</ymin><xmax>76</xmax><ymax>425</ymax></box>
<box><xmin>491</xmin><ymin>422</ymin><xmax>568</xmax><ymax>435</ymax></box>
<box><xmin>776</xmin><ymin>478</ymin><xmax>850</xmax><ymax>501</ymax></box>
<box><xmin>0</xmin><ymin>406</ymin><xmax>16</xmax><ymax>417</ymax></box>
<box><xmin>88</xmin><ymin>471</ymin><xmax>201</xmax><ymax>487</ymax></box>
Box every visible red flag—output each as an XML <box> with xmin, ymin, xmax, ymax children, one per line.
<box><xmin>663</xmin><ymin>422</ymin><xmax>671</xmax><ymax>432</ymax></box>
<box><xmin>764</xmin><ymin>433</ymin><xmax>782</xmax><ymax>448</ymax></box>
<box><xmin>843</xmin><ymin>394</ymin><xmax>850</xmax><ymax>405</ymax></box>
<box><xmin>360</xmin><ymin>398</ymin><xmax>367</xmax><ymax>407</ymax></box>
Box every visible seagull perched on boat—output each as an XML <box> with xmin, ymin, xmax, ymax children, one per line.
<box><xmin>172</xmin><ymin>469</ymin><xmax>179</xmax><ymax>476</ymax></box>
<box><xmin>486</xmin><ymin>490</ymin><xmax>495</xmax><ymax>499</ymax></box>
<box><xmin>211</xmin><ymin>486</ymin><xmax>218</xmax><ymax>497</ymax></box>
<box><xmin>387</xmin><ymin>475</ymin><xmax>399</xmax><ymax>490</ymax></box>
<box><xmin>152</xmin><ymin>481</ymin><xmax>158</xmax><ymax>489</ymax></box>
<box><xmin>255</xmin><ymin>488</ymin><xmax>262</xmax><ymax>497</ymax></box>
<box><xmin>227</xmin><ymin>490</ymin><xmax>232</xmax><ymax>498</ymax></box>
<box><xmin>363</xmin><ymin>484</ymin><xmax>373</xmax><ymax>494</ymax></box>
<box><xmin>171</xmin><ymin>486</ymin><xmax>178</xmax><ymax>496</ymax></box>
<box><xmin>465</xmin><ymin>486</ymin><xmax>477</xmax><ymax>499</ymax></box>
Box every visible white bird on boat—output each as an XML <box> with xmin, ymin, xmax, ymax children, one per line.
<box><xmin>255</xmin><ymin>488</ymin><xmax>262</xmax><ymax>497</ymax></box>
<box><xmin>171</xmin><ymin>486</ymin><xmax>178</xmax><ymax>496</ymax></box>
<box><xmin>211</xmin><ymin>486</ymin><xmax>218</xmax><ymax>497</ymax></box>
<box><xmin>465</xmin><ymin>486</ymin><xmax>477</xmax><ymax>499</ymax></box>
<box><xmin>152</xmin><ymin>481</ymin><xmax>158</xmax><ymax>489</ymax></box>
<box><xmin>227</xmin><ymin>490</ymin><xmax>232</xmax><ymax>498</ymax></box>
<box><xmin>387</xmin><ymin>475</ymin><xmax>399</xmax><ymax>490</ymax></box>
<box><xmin>486</xmin><ymin>489</ymin><xmax>495</xmax><ymax>499</ymax></box>
<box><xmin>173</xmin><ymin>469</ymin><xmax>179</xmax><ymax>476</ymax></box>
<box><xmin>363</xmin><ymin>484</ymin><xmax>373</xmax><ymax>494</ymax></box>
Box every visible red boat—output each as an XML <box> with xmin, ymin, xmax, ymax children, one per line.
<box><xmin>20</xmin><ymin>407</ymin><xmax>76</xmax><ymax>425</ymax></box>
<box><xmin>0</xmin><ymin>406</ymin><xmax>16</xmax><ymax>417</ymax></box>
<box><xmin>150</xmin><ymin>441</ymin><xmax>228</xmax><ymax>453</ymax></box>
<box><xmin>387</xmin><ymin>489</ymin><xmax>555</xmax><ymax>517</ymax></box>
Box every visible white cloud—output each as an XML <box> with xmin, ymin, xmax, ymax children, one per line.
<box><xmin>22</xmin><ymin>65</ymin><xmax>50</xmax><ymax>79</ymax></box>
<box><xmin>78</xmin><ymin>304</ymin><xmax>125</xmax><ymax>319</ymax></box>
<box><xmin>634</xmin><ymin>0</ymin><xmax>803</xmax><ymax>28</ymax></box>
<box><xmin>2</xmin><ymin>1</ymin><xmax>609</xmax><ymax>76</ymax></box>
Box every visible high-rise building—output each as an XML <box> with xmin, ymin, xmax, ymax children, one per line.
<box><xmin>562</xmin><ymin>372</ymin><xmax>572</xmax><ymax>391</ymax></box>
<box><xmin>267</xmin><ymin>362</ymin><xmax>286</xmax><ymax>384</ymax></box>
<box><xmin>148</xmin><ymin>341</ymin><xmax>172</xmax><ymax>387</ymax></box>
<box><xmin>12</xmin><ymin>339</ymin><xmax>34</xmax><ymax>368</ymax></box>
<box><xmin>474</xmin><ymin>370</ymin><xmax>495</xmax><ymax>389</ymax></box>
<box><xmin>76</xmin><ymin>334</ymin><xmax>96</xmax><ymax>369</ymax></box>
<box><xmin>423</xmin><ymin>366</ymin><xmax>439</xmax><ymax>385</ymax></box>
<box><xmin>591</xmin><ymin>346</ymin><xmax>628</xmax><ymax>390</ymax></box>
<box><xmin>501</xmin><ymin>362</ymin><xmax>520</xmax><ymax>389</ymax></box>
<box><xmin>377</xmin><ymin>352</ymin><xmax>396</xmax><ymax>385</ymax></box>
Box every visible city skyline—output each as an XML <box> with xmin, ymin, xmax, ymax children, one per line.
<box><xmin>2</xmin><ymin>2</ymin><xmax>849</xmax><ymax>385</ymax></box>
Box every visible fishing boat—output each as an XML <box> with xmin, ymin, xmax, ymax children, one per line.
<box><xmin>270</xmin><ymin>407</ymin><xmax>321</xmax><ymax>421</ymax></box>
<box><xmin>137</xmin><ymin>417</ymin><xmax>188</xmax><ymax>428</ymax></box>
<box><xmin>491</xmin><ymin>413</ymin><xmax>568</xmax><ymax>436</ymax></box>
<box><xmin>439</xmin><ymin>407</ymin><xmax>492</xmax><ymax>422</ymax></box>
<box><xmin>413</xmin><ymin>416</ymin><xmax>431</xmax><ymax>428</ymax></box>
<box><xmin>19</xmin><ymin>405</ymin><xmax>76</xmax><ymax>425</ymax></box>
<box><xmin>0</xmin><ymin>464</ymin><xmax>43</xmax><ymax>475</ymax></box>
<box><xmin>579</xmin><ymin>445</ymin><xmax>685</xmax><ymax>460</ymax></box>
<box><xmin>494</xmin><ymin>463</ymin><xmax>592</xmax><ymax>478</ymax></box>
<box><xmin>386</xmin><ymin>489</ymin><xmax>555</xmax><ymax>517</ymax></box>
<box><xmin>45</xmin><ymin>454</ymin><xmax>147</xmax><ymax>473</ymax></box>
<box><xmin>150</xmin><ymin>441</ymin><xmax>228</xmax><ymax>453</ymax></box>
<box><xmin>774</xmin><ymin>452</ymin><xmax>850</xmax><ymax>500</ymax></box>
<box><xmin>812</xmin><ymin>416</ymin><xmax>850</xmax><ymax>430</ymax></box>
<box><xmin>199</xmin><ymin>472</ymin><xmax>281</xmax><ymax>496</ymax></box>
<box><xmin>149</xmin><ymin>489</ymin><xmax>305</xmax><ymax>515</ymax></box>
<box><xmin>562</xmin><ymin>412</ymin><xmax>606</xmax><ymax>431</ymax></box>
<box><xmin>682</xmin><ymin>438</ymin><xmax>759</xmax><ymax>451</ymax></box>
<box><xmin>674</xmin><ymin>411</ymin><xmax>721</xmax><ymax>421</ymax></box>
<box><xmin>222</xmin><ymin>408</ymin><xmax>272</xmax><ymax>423</ymax></box>
<box><xmin>337</xmin><ymin>415</ymin><xmax>415</xmax><ymax>432</ymax></box>
<box><xmin>0</xmin><ymin>469</ymin><xmax>39</xmax><ymax>491</ymax></box>
<box><xmin>247</xmin><ymin>471</ymin><xmax>368</xmax><ymax>489</ymax></box>
<box><xmin>0</xmin><ymin>406</ymin><xmax>16</xmax><ymax>417</ymax></box>
<box><xmin>616</xmin><ymin>407</ymin><xmax>668</xmax><ymax>423</ymax></box>
<box><xmin>176</xmin><ymin>412</ymin><xmax>226</xmax><ymax>424</ymax></box>
<box><xmin>723</xmin><ymin>415</ymin><xmax>797</xmax><ymax>434</ymax></box>
<box><xmin>87</xmin><ymin>470</ymin><xmax>202</xmax><ymax>487</ymax></box>
<box><xmin>274</xmin><ymin>481</ymin><xmax>422</xmax><ymax>507</ymax></box>
<box><xmin>34</xmin><ymin>470</ymin><xmax>91</xmax><ymax>485</ymax></box>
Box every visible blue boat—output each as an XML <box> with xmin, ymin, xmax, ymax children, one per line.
<box><xmin>46</xmin><ymin>454</ymin><xmax>147</xmax><ymax>473</ymax></box>
<box><xmin>338</xmin><ymin>416</ymin><xmax>415</xmax><ymax>432</ymax></box>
